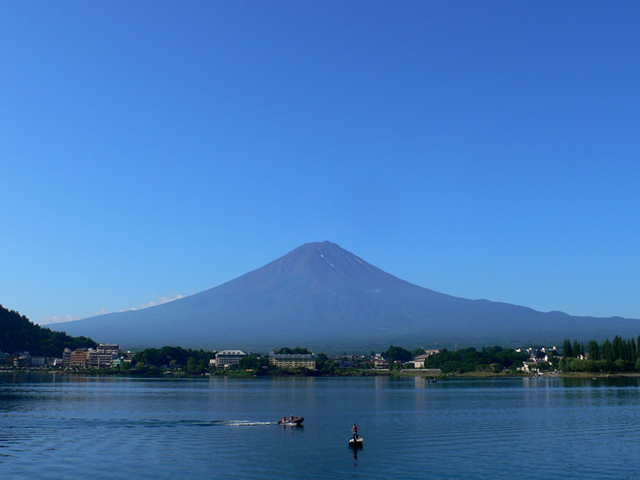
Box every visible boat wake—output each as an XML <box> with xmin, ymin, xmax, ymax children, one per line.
<box><xmin>176</xmin><ymin>420</ymin><xmax>276</xmax><ymax>427</ymax></box>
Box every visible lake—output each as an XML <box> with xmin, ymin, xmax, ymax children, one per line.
<box><xmin>2</xmin><ymin>374</ymin><xmax>640</xmax><ymax>479</ymax></box>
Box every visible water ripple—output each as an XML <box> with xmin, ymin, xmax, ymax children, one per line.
<box><xmin>2</xmin><ymin>376</ymin><xmax>640</xmax><ymax>479</ymax></box>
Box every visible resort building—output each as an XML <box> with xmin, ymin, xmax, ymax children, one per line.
<box><xmin>215</xmin><ymin>350</ymin><xmax>246</xmax><ymax>368</ymax></box>
<box><xmin>86</xmin><ymin>348</ymin><xmax>118</xmax><ymax>367</ymax></box>
<box><xmin>268</xmin><ymin>350</ymin><xmax>316</xmax><ymax>370</ymax></box>
<box><xmin>97</xmin><ymin>344</ymin><xmax>120</xmax><ymax>355</ymax></box>
<box><xmin>14</xmin><ymin>352</ymin><xmax>31</xmax><ymax>368</ymax></box>
<box><xmin>60</xmin><ymin>344</ymin><xmax>120</xmax><ymax>368</ymax></box>
<box><xmin>30</xmin><ymin>356</ymin><xmax>46</xmax><ymax>367</ymax></box>
<box><xmin>70</xmin><ymin>349</ymin><xmax>89</xmax><ymax>367</ymax></box>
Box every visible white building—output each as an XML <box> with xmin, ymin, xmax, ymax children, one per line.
<box><xmin>410</xmin><ymin>350</ymin><xmax>441</xmax><ymax>368</ymax></box>
<box><xmin>215</xmin><ymin>350</ymin><xmax>246</xmax><ymax>368</ymax></box>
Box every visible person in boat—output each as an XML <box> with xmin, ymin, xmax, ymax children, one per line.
<box><xmin>281</xmin><ymin>416</ymin><xmax>286</xmax><ymax>424</ymax></box>
<box><xmin>289</xmin><ymin>415</ymin><xmax>295</xmax><ymax>422</ymax></box>
<box><xmin>352</xmin><ymin>423</ymin><xmax>358</xmax><ymax>440</ymax></box>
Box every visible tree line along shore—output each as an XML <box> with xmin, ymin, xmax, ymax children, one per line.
<box><xmin>3</xmin><ymin>304</ymin><xmax>640</xmax><ymax>377</ymax></box>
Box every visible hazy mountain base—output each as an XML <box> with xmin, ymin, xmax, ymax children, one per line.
<box><xmin>52</xmin><ymin>242</ymin><xmax>640</xmax><ymax>352</ymax></box>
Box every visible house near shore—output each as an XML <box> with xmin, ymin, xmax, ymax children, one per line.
<box><xmin>409</xmin><ymin>350</ymin><xmax>441</xmax><ymax>368</ymax></box>
<box><xmin>372</xmin><ymin>354</ymin><xmax>388</xmax><ymax>369</ymax></box>
<box><xmin>516</xmin><ymin>346</ymin><xmax>560</xmax><ymax>373</ymax></box>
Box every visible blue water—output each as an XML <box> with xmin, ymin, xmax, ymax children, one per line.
<box><xmin>2</xmin><ymin>374</ymin><xmax>640</xmax><ymax>479</ymax></box>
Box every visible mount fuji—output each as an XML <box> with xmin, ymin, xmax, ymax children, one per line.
<box><xmin>53</xmin><ymin>241</ymin><xmax>640</xmax><ymax>352</ymax></box>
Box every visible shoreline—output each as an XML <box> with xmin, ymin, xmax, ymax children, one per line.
<box><xmin>3</xmin><ymin>368</ymin><xmax>640</xmax><ymax>380</ymax></box>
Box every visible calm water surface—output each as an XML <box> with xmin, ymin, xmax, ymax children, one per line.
<box><xmin>2</xmin><ymin>374</ymin><xmax>640</xmax><ymax>479</ymax></box>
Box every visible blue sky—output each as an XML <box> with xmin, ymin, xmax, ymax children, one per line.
<box><xmin>1</xmin><ymin>1</ymin><xmax>639</xmax><ymax>325</ymax></box>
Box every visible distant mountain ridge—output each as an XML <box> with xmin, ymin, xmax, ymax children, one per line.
<box><xmin>53</xmin><ymin>241</ymin><xmax>640</xmax><ymax>353</ymax></box>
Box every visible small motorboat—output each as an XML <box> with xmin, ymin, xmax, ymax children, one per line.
<box><xmin>278</xmin><ymin>416</ymin><xmax>304</xmax><ymax>426</ymax></box>
<box><xmin>348</xmin><ymin>436</ymin><xmax>363</xmax><ymax>447</ymax></box>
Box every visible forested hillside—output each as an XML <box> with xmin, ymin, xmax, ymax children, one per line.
<box><xmin>0</xmin><ymin>305</ymin><xmax>97</xmax><ymax>357</ymax></box>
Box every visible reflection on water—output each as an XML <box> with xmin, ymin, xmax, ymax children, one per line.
<box><xmin>2</xmin><ymin>374</ymin><xmax>640</xmax><ymax>479</ymax></box>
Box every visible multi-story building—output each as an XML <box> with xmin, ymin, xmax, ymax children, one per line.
<box><xmin>62</xmin><ymin>348</ymin><xmax>72</xmax><ymax>366</ymax></box>
<box><xmin>97</xmin><ymin>344</ymin><xmax>119</xmax><ymax>355</ymax></box>
<box><xmin>87</xmin><ymin>348</ymin><xmax>118</xmax><ymax>367</ymax></box>
<box><xmin>269</xmin><ymin>350</ymin><xmax>316</xmax><ymax>370</ymax></box>
<box><xmin>372</xmin><ymin>354</ymin><xmax>389</xmax><ymax>369</ymax></box>
<box><xmin>83</xmin><ymin>344</ymin><xmax>120</xmax><ymax>367</ymax></box>
<box><xmin>215</xmin><ymin>350</ymin><xmax>246</xmax><ymax>368</ymax></box>
<box><xmin>62</xmin><ymin>345</ymin><xmax>119</xmax><ymax>368</ymax></box>
<box><xmin>70</xmin><ymin>349</ymin><xmax>88</xmax><ymax>367</ymax></box>
<box><xmin>14</xmin><ymin>352</ymin><xmax>31</xmax><ymax>368</ymax></box>
<box><xmin>30</xmin><ymin>356</ymin><xmax>47</xmax><ymax>367</ymax></box>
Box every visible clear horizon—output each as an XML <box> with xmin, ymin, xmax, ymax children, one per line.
<box><xmin>2</xmin><ymin>1</ymin><xmax>639</xmax><ymax>325</ymax></box>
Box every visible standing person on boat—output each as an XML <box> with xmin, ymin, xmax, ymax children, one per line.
<box><xmin>352</xmin><ymin>423</ymin><xmax>358</xmax><ymax>440</ymax></box>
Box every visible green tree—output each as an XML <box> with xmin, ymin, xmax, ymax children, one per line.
<box><xmin>315</xmin><ymin>353</ymin><xmax>337</xmax><ymax>374</ymax></box>
<box><xmin>572</xmin><ymin>340</ymin><xmax>581</xmax><ymax>357</ymax></box>
<box><xmin>588</xmin><ymin>340</ymin><xmax>600</xmax><ymax>361</ymax></box>
<box><xmin>186</xmin><ymin>356</ymin><xmax>199</xmax><ymax>373</ymax></box>
<box><xmin>601</xmin><ymin>339</ymin><xmax>613</xmax><ymax>362</ymax></box>
<box><xmin>559</xmin><ymin>357</ymin><xmax>567</xmax><ymax>371</ymax></box>
<box><xmin>132</xmin><ymin>346</ymin><xmax>215</xmax><ymax>370</ymax></box>
<box><xmin>562</xmin><ymin>339</ymin><xmax>573</xmax><ymax>357</ymax></box>
<box><xmin>239</xmin><ymin>353</ymin><xmax>269</xmax><ymax>370</ymax></box>
<box><xmin>275</xmin><ymin>346</ymin><xmax>311</xmax><ymax>354</ymax></box>
<box><xmin>382</xmin><ymin>345</ymin><xmax>413</xmax><ymax>363</ymax></box>
<box><xmin>612</xmin><ymin>336</ymin><xmax>623</xmax><ymax>361</ymax></box>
